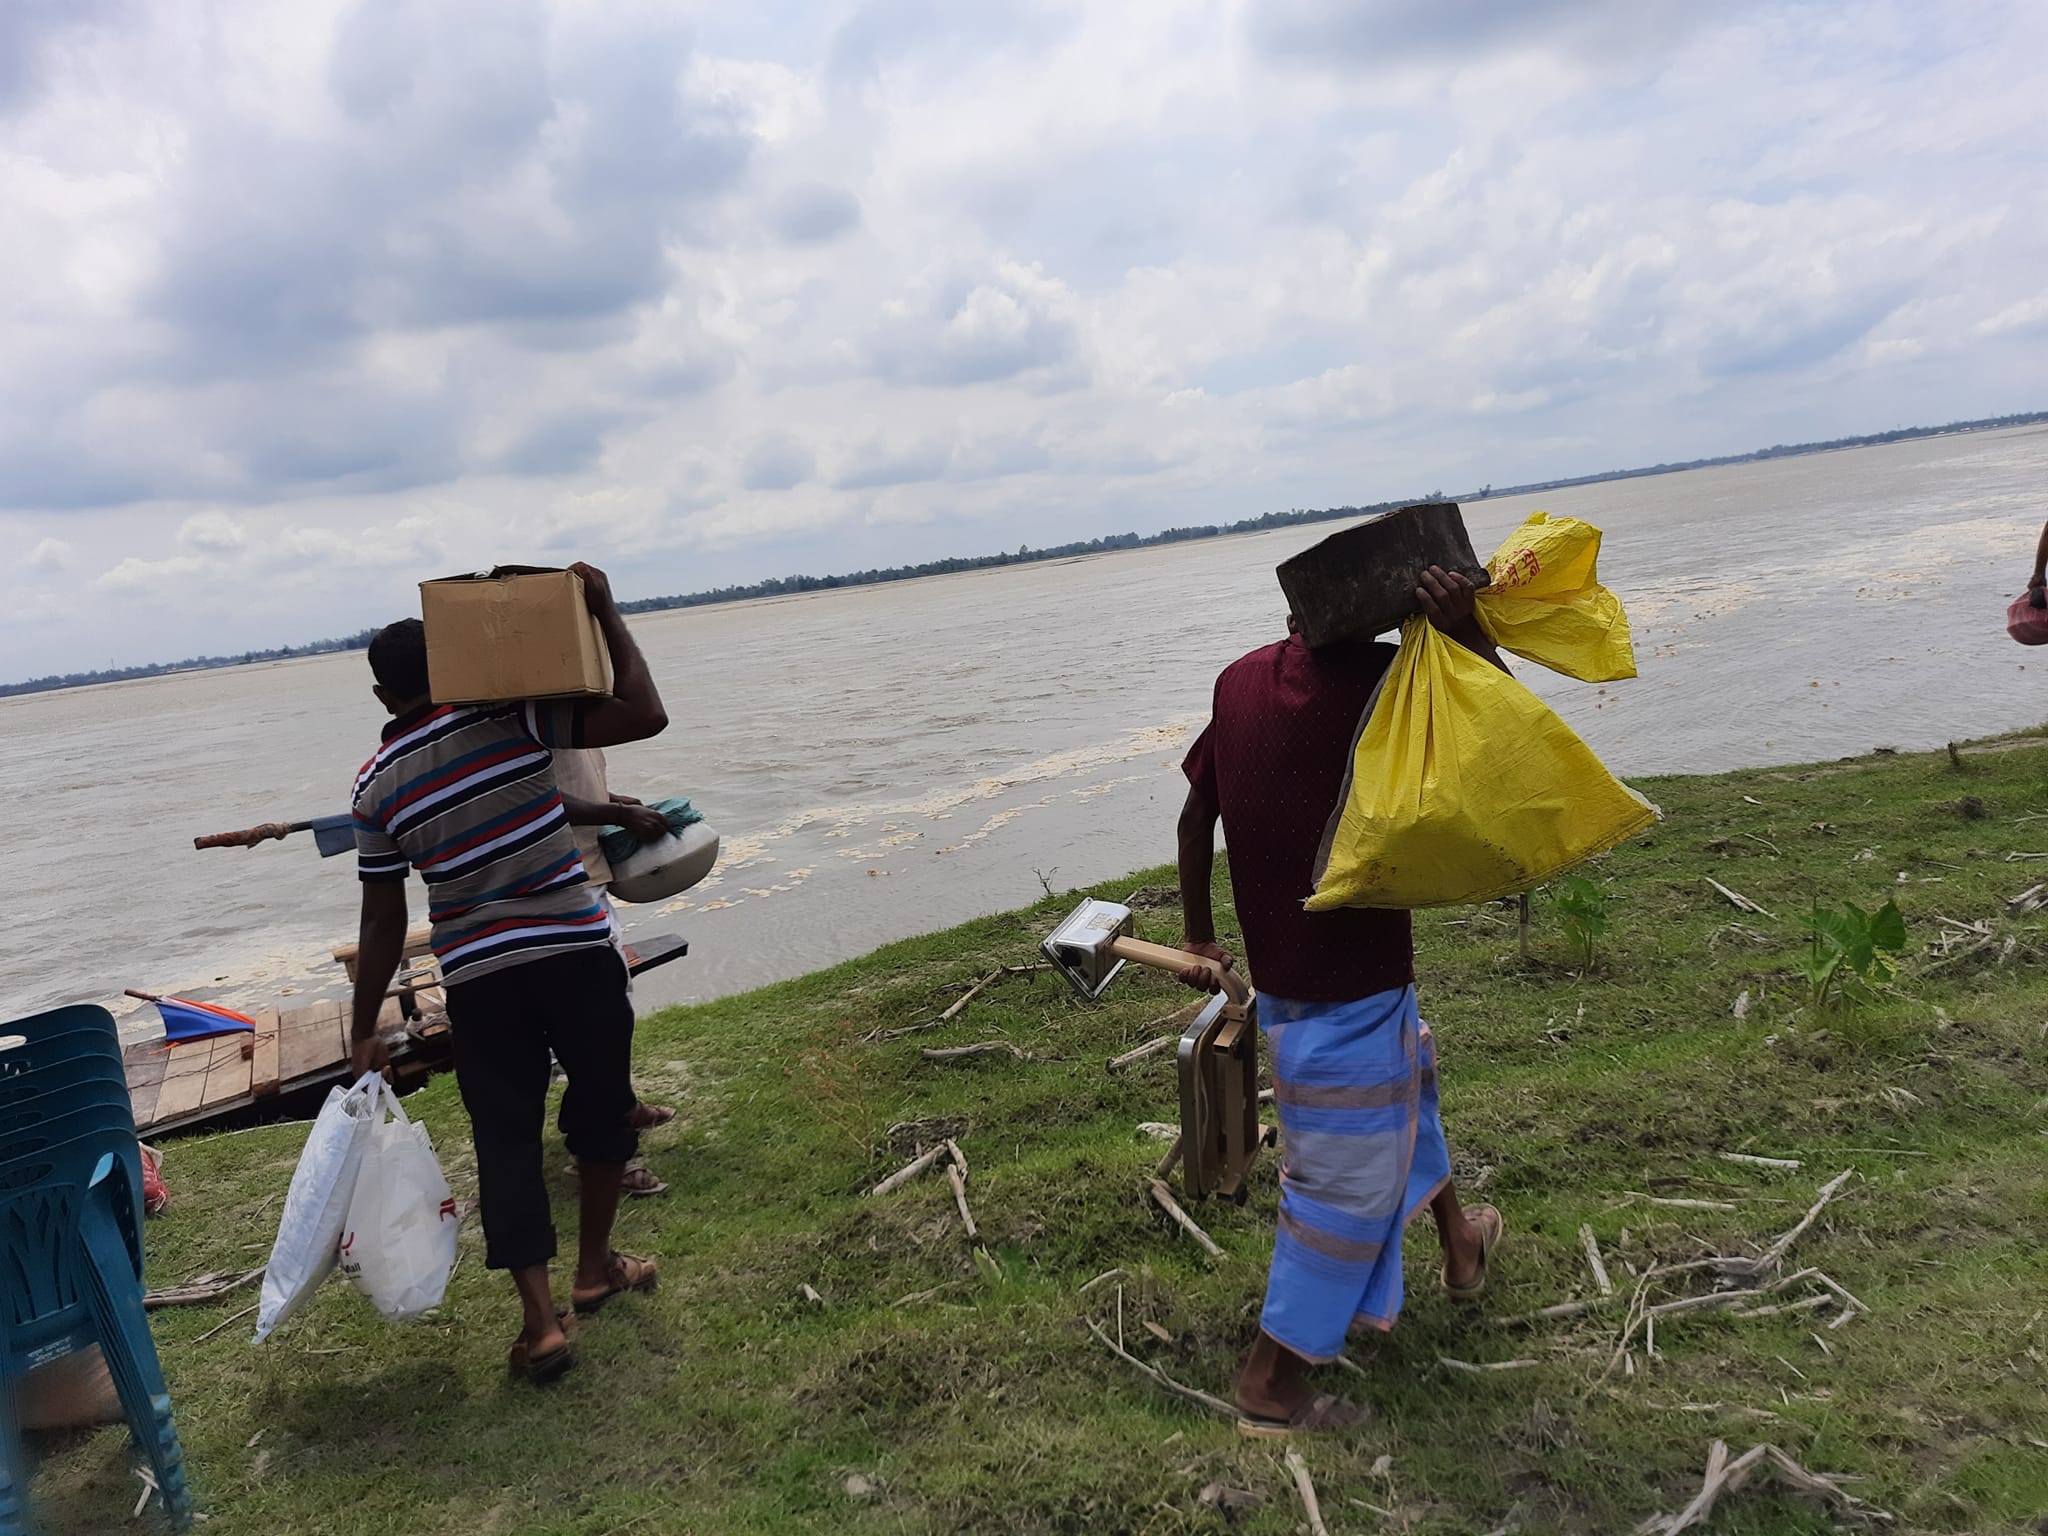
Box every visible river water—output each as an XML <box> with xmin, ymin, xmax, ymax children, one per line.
<box><xmin>5</xmin><ymin>425</ymin><xmax>2045</xmax><ymax>1038</ymax></box>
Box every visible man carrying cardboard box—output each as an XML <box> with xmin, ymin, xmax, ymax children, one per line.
<box><xmin>346</xmin><ymin>562</ymin><xmax>668</xmax><ymax>1384</ymax></box>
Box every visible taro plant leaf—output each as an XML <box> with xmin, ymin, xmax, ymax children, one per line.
<box><xmin>1804</xmin><ymin>898</ymin><xmax>1907</xmax><ymax>1009</ymax></box>
<box><xmin>1552</xmin><ymin>875</ymin><xmax>1610</xmax><ymax>970</ymax></box>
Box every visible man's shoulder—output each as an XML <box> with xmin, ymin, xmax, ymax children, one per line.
<box><xmin>1216</xmin><ymin>638</ymin><xmax>1292</xmax><ymax>686</ymax></box>
<box><xmin>1214</xmin><ymin>635</ymin><xmax>1395</xmax><ymax>711</ymax></box>
<box><xmin>356</xmin><ymin>704</ymin><xmax>516</xmax><ymax>781</ymax></box>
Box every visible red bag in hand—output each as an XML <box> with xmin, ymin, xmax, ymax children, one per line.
<box><xmin>2009</xmin><ymin>591</ymin><xmax>2048</xmax><ymax>646</ymax></box>
<box><xmin>141</xmin><ymin>1145</ymin><xmax>168</xmax><ymax>1215</ymax></box>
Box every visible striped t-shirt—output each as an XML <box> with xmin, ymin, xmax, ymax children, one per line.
<box><xmin>352</xmin><ymin>701</ymin><xmax>613</xmax><ymax>985</ymax></box>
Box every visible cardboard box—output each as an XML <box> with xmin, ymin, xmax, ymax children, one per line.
<box><xmin>420</xmin><ymin>566</ymin><xmax>614</xmax><ymax>704</ymax></box>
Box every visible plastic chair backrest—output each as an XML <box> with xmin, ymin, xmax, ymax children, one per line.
<box><xmin>0</xmin><ymin>1075</ymin><xmax>134</xmax><ymax>1135</ymax></box>
<box><xmin>1</xmin><ymin>1124</ymin><xmax>148</xmax><ymax>1344</ymax></box>
<box><xmin>0</xmin><ymin>1100</ymin><xmax>141</xmax><ymax>1169</ymax></box>
<box><xmin>0</xmin><ymin>1005</ymin><xmax>126</xmax><ymax>1088</ymax></box>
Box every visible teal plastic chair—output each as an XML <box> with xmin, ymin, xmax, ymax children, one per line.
<box><xmin>0</xmin><ymin>1007</ymin><xmax>192</xmax><ymax>1533</ymax></box>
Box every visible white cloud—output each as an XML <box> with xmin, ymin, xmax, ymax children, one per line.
<box><xmin>4</xmin><ymin>0</ymin><xmax>2048</xmax><ymax>677</ymax></box>
<box><xmin>178</xmin><ymin>510</ymin><xmax>244</xmax><ymax>552</ymax></box>
<box><xmin>1977</xmin><ymin>291</ymin><xmax>2048</xmax><ymax>337</ymax></box>
<box><xmin>26</xmin><ymin>536</ymin><xmax>70</xmax><ymax>571</ymax></box>
<box><xmin>95</xmin><ymin>552</ymin><xmax>215</xmax><ymax>591</ymax></box>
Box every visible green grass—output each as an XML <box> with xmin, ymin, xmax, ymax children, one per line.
<box><xmin>25</xmin><ymin>736</ymin><xmax>2048</xmax><ymax>1533</ymax></box>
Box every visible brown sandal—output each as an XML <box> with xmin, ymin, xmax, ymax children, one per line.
<box><xmin>508</xmin><ymin>1311</ymin><xmax>576</xmax><ymax>1385</ymax></box>
<box><xmin>1236</xmin><ymin>1392</ymin><xmax>1370</xmax><ymax>1439</ymax></box>
<box><xmin>620</xmin><ymin>1162</ymin><xmax>668</xmax><ymax>1198</ymax></box>
<box><xmin>628</xmin><ymin>1102</ymin><xmax>676</xmax><ymax>1130</ymax></box>
<box><xmin>565</xmin><ymin>1159</ymin><xmax>670</xmax><ymax>1197</ymax></box>
<box><xmin>1443</xmin><ymin>1204</ymin><xmax>1505</xmax><ymax>1300</ymax></box>
<box><xmin>572</xmin><ymin>1252</ymin><xmax>659</xmax><ymax>1317</ymax></box>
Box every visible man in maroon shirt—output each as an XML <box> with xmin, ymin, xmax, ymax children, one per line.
<box><xmin>1177</xmin><ymin>566</ymin><xmax>1504</xmax><ymax>1435</ymax></box>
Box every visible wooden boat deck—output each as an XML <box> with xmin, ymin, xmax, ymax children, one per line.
<box><xmin>124</xmin><ymin>932</ymin><xmax>689</xmax><ymax>1138</ymax></box>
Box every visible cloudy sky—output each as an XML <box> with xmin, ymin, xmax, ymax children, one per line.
<box><xmin>4</xmin><ymin>0</ymin><xmax>2045</xmax><ymax>678</ymax></box>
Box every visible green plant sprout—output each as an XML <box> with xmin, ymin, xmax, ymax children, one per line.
<box><xmin>1552</xmin><ymin>875</ymin><xmax>1610</xmax><ymax>970</ymax></box>
<box><xmin>1799</xmin><ymin>898</ymin><xmax>1907</xmax><ymax>1011</ymax></box>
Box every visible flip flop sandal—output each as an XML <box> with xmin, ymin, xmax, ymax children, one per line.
<box><xmin>628</xmin><ymin>1103</ymin><xmax>677</xmax><ymax>1130</ymax></box>
<box><xmin>620</xmin><ymin>1163</ymin><xmax>669</xmax><ymax>1198</ymax></box>
<box><xmin>1236</xmin><ymin>1392</ymin><xmax>1369</xmax><ymax>1440</ymax></box>
<box><xmin>565</xmin><ymin>1160</ymin><xmax>669</xmax><ymax>1196</ymax></box>
<box><xmin>1442</xmin><ymin>1204</ymin><xmax>1505</xmax><ymax>1300</ymax></box>
<box><xmin>573</xmin><ymin>1251</ymin><xmax>660</xmax><ymax>1317</ymax></box>
<box><xmin>508</xmin><ymin>1313</ymin><xmax>577</xmax><ymax>1385</ymax></box>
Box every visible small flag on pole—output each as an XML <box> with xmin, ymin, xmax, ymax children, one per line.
<box><xmin>125</xmin><ymin>991</ymin><xmax>258</xmax><ymax>1044</ymax></box>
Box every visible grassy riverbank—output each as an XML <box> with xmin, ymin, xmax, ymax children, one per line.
<box><xmin>29</xmin><ymin>737</ymin><xmax>2048</xmax><ymax>1534</ymax></box>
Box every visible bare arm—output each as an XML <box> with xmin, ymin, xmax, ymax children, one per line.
<box><xmin>1416</xmin><ymin>565</ymin><xmax>1511</xmax><ymax>674</ymax></box>
<box><xmin>1176</xmin><ymin>784</ymin><xmax>1235</xmax><ymax>990</ymax></box>
<box><xmin>348</xmin><ymin>880</ymin><xmax>409</xmax><ymax>1076</ymax></box>
<box><xmin>2032</xmin><ymin>522</ymin><xmax>2048</xmax><ymax>588</ymax></box>
<box><xmin>1178</xmin><ymin>785</ymin><xmax>1219</xmax><ymax>945</ymax></box>
<box><xmin>568</xmin><ymin>562</ymin><xmax>670</xmax><ymax>748</ymax></box>
<box><xmin>561</xmin><ymin>791</ymin><xmax>667</xmax><ymax>842</ymax></box>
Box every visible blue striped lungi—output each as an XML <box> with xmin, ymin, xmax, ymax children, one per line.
<box><xmin>1258</xmin><ymin>985</ymin><xmax>1450</xmax><ymax>1363</ymax></box>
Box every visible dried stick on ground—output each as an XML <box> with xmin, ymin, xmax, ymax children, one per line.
<box><xmin>1440</xmin><ymin>1357</ymin><xmax>1541</xmax><ymax>1374</ymax></box>
<box><xmin>867</xmin><ymin>1144</ymin><xmax>949</xmax><ymax>1197</ymax></box>
<box><xmin>1636</xmin><ymin>1440</ymin><xmax>1893</xmax><ymax>1533</ymax></box>
<box><xmin>1085</xmin><ymin>1320</ymin><xmax>1235</xmax><ymax>1419</ymax></box>
<box><xmin>921</xmin><ymin>1040</ymin><xmax>1027</xmax><ymax>1063</ymax></box>
<box><xmin>1283</xmin><ymin>1448</ymin><xmax>1332</xmax><ymax>1536</ymax></box>
<box><xmin>862</xmin><ymin>964</ymin><xmax>1050</xmax><ymax>1041</ymax></box>
<box><xmin>1152</xmin><ymin>1135</ymin><xmax>1185</xmax><ymax>1182</ymax></box>
<box><xmin>1606</xmin><ymin>1273</ymin><xmax>1653</xmax><ymax>1377</ymax></box>
<box><xmin>192</xmin><ymin>1301</ymin><xmax>260</xmax><ymax>1345</ymax></box>
<box><xmin>1730</xmin><ymin>1294</ymin><xmax>1834</xmax><ymax>1320</ymax></box>
<box><xmin>1720</xmin><ymin>1152</ymin><xmax>1802</xmax><ymax>1171</ymax></box>
<box><xmin>947</xmin><ymin>1163</ymin><xmax>979</xmax><ymax>1240</ymax></box>
<box><xmin>145</xmin><ymin>1265</ymin><xmax>264</xmax><ymax>1311</ymax></box>
<box><xmin>945</xmin><ymin>1138</ymin><xmax>969</xmax><ymax>1178</ymax></box>
<box><xmin>1704</xmin><ymin>878</ymin><xmax>1776</xmax><ymax>919</ymax></box>
<box><xmin>1507</xmin><ymin>1298</ymin><xmax>1604</xmax><ymax>1325</ymax></box>
<box><xmin>1106</xmin><ymin>1034</ymin><xmax>1178</xmax><ymax>1073</ymax></box>
<box><xmin>1078</xmin><ymin>1268</ymin><xmax>1126</xmax><ymax>1295</ymax></box>
<box><xmin>1580</xmin><ymin>1224</ymin><xmax>1615</xmax><ymax>1298</ymax></box>
<box><xmin>1810</xmin><ymin>1270</ymin><xmax>1870</xmax><ymax>1315</ymax></box>
<box><xmin>938</xmin><ymin>968</ymin><xmax>1002</xmax><ymax>1021</ymax></box>
<box><xmin>1146</xmin><ymin>1178</ymin><xmax>1224</xmax><ymax>1259</ymax></box>
<box><xmin>1648</xmin><ymin>1289</ymin><xmax>1769</xmax><ymax>1319</ymax></box>
<box><xmin>1742</xmin><ymin>1170</ymin><xmax>1855</xmax><ymax>1275</ymax></box>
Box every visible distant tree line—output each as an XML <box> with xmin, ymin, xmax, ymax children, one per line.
<box><xmin>11</xmin><ymin>408</ymin><xmax>2046</xmax><ymax>696</ymax></box>
<box><xmin>613</xmin><ymin>498</ymin><xmax>1428</xmax><ymax>614</ymax></box>
<box><xmin>0</xmin><ymin>629</ymin><xmax>380</xmax><ymax>698</ymax></box>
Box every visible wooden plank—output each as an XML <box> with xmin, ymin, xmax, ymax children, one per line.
<box><xmin>622</xmin><ymin>933</ymin><xmax>689</xmax><ymax>977</ymax></box>
<box><xmin>201</xmin><ymin>1031</ymin><xmax>254</xmax><ymax>1107</ymax></box>
<box><xmin>279</xmin><ymin>1000</ymin><xmax>344</xmax><ymax>1083</ymax></box>
<box><xmin>331</xmin><ymin>926</ymin><xmax>433</xmax><ymax>982</ymax></box>
<box><xmin>150</xmin><ymin>1040</ymin><xmax>222</xmax><ymax>1125</ymax></box>
<box><xmin>250</xmin><ymin>1008</ymin><xmax>282</xmax><ymax>1097</ymax></box>
<box><xmin>125</xmin><ymin>1046</ymin><xmax>171</xmax><ymax>1130</ymax></box>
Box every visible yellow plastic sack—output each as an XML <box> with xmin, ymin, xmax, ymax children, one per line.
<box><xmin>1478</xmin><ymin>511</ymin><xmax>1636</xmax><ymax>682</ymax></box>
<box><xmin>1306</xmin><ymin>618</ymin><xmax>1657</xmax><ymax>909</ymax></box>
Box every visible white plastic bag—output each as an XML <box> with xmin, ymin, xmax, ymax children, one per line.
<box><xmin>337</xmin><ymin>1077</ymin><xmax>458</xmax><ymax>1321</ymax></box>
<box><xmin>253</xmin><ymin>1072</ymin><xmax>378</xmax><ymax>1342</ymax></box>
